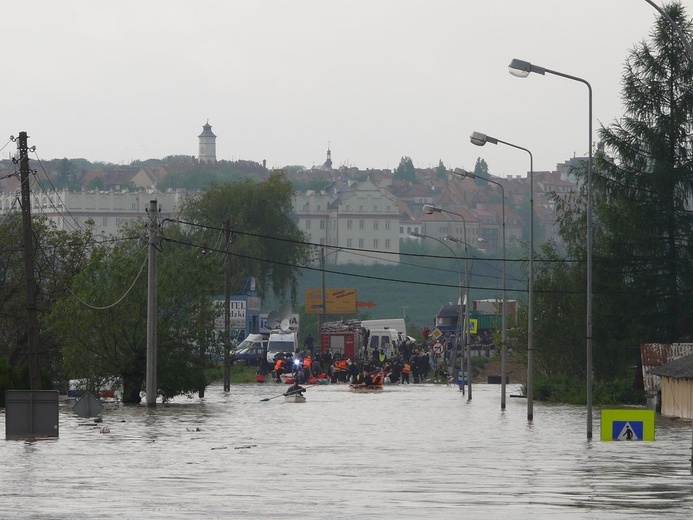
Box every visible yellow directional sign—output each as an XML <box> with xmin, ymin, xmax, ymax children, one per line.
<box><xmin>468</xmin><ymin>319</ymin><xmax>478</xmax><ymax>335</ymax></box>
<box><xmin>600</xmin><ymin>409</ymin><xmax>655</xmax><ymax>441</ymax></box>
<box><xmin>305</xmin><ymin>288</ymin><xmax>357</xmax><ymax>315</ymax></box>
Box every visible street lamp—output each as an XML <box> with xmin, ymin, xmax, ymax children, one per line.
<box><xmin>422</xmin><ymin>204</ymin><xmax>473</xmax><ymax>400</ymax></box>
<box><xmin>509</xmin><ymin>58</ymin><xmax>594</xmax><ymax>440</ymax></box>
<box><xmin>445</xmin><ymin>234</ymin><xmax>473</xmax><ymax>400</ymax></box>
<box><xmin>468</xmin><ymin>135</ymin><xmax>534</xmax><ymax>421</ymax></box>
<box><xmin>409</xmin><ymin>230</ymin><xmax>465</xmax><ymax>392</ymax></box>
<box><xmin>454</xmin><ymin>167</ymin><xmax>507</xmax><ymax>411</ymax></box>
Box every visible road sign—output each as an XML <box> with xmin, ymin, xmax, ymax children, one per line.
<box><xmin>600</xmin><ymin>409</ymin><xmax>655</xmax><ymax>441</ymax></box>
<box><xmin>456</xmin><ymin>369</ymin><xmax>468</xmax><ymax>386</ymax></box>
<box><xmin>305</xmin><ymin>288</ymin><xmax>357</xmax><ymax>314</ymax></box>
<box><xmin>432</xmin><ymin>343</ymin><xmax>444</xmax><ymax>355</ymax></box>
<box><xmin>432</xmin><ymin>328</ymin><xmax>442</xmax><ymax>340</ymax></box>
<box><xmin>468</xmin><ymin>319</ymin><xmax>478</xmax><ymax>334</ymax></box>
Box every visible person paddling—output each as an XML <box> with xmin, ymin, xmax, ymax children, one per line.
<box><xmin>284</xmin><ymin>381</ymin><xmax>305</xmax><ymax>397</ymax></box>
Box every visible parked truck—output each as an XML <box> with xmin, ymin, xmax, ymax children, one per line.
<box><xmin>320</xmin><ymin>320</ymin><xmax>367</xmax><ymax>360</ymax></box>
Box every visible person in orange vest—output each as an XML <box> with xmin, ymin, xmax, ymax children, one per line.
<box><xmin>303</xmin><ymin>355</ymin><xmax>312</xmax><ymax>377</ymax></box>
<box><xmin>401</xmin><ymin>362</ymin><xmax>411</xmax><ymax>384</ymax></box>
<box><xmin>335</xmin><ymin>359</ymin><xmax>348</xmax><ymax>383</ymax></box>
<box><xmin>371</xmin><ymin>371</ymin><xmax>383</xmax><ymax>387</ymax></box>
<box><xmin>274</xmin><ymin>355</ymin><xmax>285</xmax><ymax>383</ymax></box>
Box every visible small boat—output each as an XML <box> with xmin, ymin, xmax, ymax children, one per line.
<box><xmin>348</xmin><ymin>384</ymin><xmax>383</xmax><ymax>392</ymax></box>
<box><xmin>284</xmin><ymin>393</ymin><xmax>306</xmax><ymax>403</ymax></box>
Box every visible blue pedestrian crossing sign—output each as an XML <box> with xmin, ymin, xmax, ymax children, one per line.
<box><xmin>601</xmin><ymin>409</ymin><xmax>655</xmax><ymax>441</ymax></box>
<box><xmin>612</xmin><ymin>421</ymin><xmax>643</xmax><ymax>441</ymax></box>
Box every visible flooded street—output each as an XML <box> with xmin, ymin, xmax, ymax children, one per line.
<box><xmin>2</xmin><ymin>382</ymin><xmax>693</xmax><ymax>519</ymax></box>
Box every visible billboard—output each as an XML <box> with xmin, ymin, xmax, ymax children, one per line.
<box><xmin>305</xmin><ymin>288</ymin><xmax>357</xmax><ymax>315</ymax></box>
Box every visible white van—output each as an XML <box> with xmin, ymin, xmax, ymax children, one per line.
<box><xmin>361</xmin><ymin>319</ymin><xmax>407</xmax><ymax>336</ymax></box>
<box><xmin>266</xmin><ymin>329</ymin><xmax>298</xmax><ymax>363</ymax></box>
<box><xmin>236</xmin><ymin>333</ymin><xmax>266</xmax><ymax>353</ymax></box>
<box><xmin>367</xmin><ymin>328</ymin><xmax>403</xmax><ymax>358</ymax></box>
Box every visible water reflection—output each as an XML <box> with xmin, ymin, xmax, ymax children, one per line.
<box><xmin>2</xmin><ymin>383</ymin><xmax>693</xmax><ymax>519</ymax></box>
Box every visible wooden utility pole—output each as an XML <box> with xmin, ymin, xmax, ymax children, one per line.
<box><xmin>18</xmin><ymin>131</ymin><xmax>41</xmax><ymax>390</ymax></box>
<box><xmin>146</xmin><ymin>200</ymin><xmax>159</xmax><ymax>407</ymax></box>
<box><xmin>223</xmin><ymin>218</ymin><xmax>232</xmax><ymax>392</ymax></box>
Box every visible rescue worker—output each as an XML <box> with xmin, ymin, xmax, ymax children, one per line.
<box><xmin>371</xmin><ymin>371</ymin><xmax>383</xmax><ymax>387</ymax></box>
<box><xmin>401</xmin><ymin>361</ymin><xmax>411</xmax><ymax>384</ymax></box>
<box><xmin>274</xmin><ymin>355</ymin><xmax>285</xmax><ymax>383</ymax></box>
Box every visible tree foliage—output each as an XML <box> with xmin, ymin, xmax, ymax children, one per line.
<box><xmin>178</xmin><ymin>171</ymin><xmax>311</xmax><ymax>304</ymax></box>
<box><xmin>0</xmin><ymin>213</ymin><xmax>93</xmax><ymax>385</ymax></box>
<box><xmin>394</xmin><ymin>156</ymin><xmax>417</xmax><ymax>183</ymax></box>
<box><xmin>46</xmin><ymin>222</ymin><xmax>219</xmax><ymax>403</ymax></box>
<box><xmin>531</xmin><ymin>3</ymin><xmax>693</xmax><ymax>382</ymax></box>
<box><xmin>435</xmin><ymin>160</ymin><xmax>447</xmax><ymax>180</ymax></box>
<box><xmin>473</xmin><ymin>157</ymin><xmax>489</xmax><ymax>186</ymax></box>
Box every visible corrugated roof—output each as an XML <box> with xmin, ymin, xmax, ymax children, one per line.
<box><xmin>648</xmin><ymin>353</ymin><xmax>693</xmax><ymax>380</ymax></box>
<box><xmin>641</xmin><ymin>343</ymin><xmax>693</xmax><ymax>391</ymax></box>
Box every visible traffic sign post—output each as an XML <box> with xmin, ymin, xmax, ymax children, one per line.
<box><xmin>600</xmin><ymin>409</ymin><xmax>655</xmax><ymax>441</ymax></box>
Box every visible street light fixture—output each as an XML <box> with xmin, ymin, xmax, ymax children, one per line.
<box><xmin>454</xmin><ymin>167</ymin><xmax>508</xmax><ymax>411</ymax></box>
<box><xmin>467</xmin><ymin>135</ymin><xmax>534</xmax><ymax>421</ymax></box>
<box><xmin>422</xmin><ymin>204</ymin><xmax>473</xmax><ymax>400</ymax></box>
<box><xmin>509</xmin><ymin>57</ymin><xmax>594</xmax><ymax>440</ymax></box>
<box><xmin>409</xmin><ymin>230</ymin><xmax>465</xmax><ymax>391</ymax></box>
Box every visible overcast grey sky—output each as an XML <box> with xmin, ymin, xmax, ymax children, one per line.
<box><xmin>4</xmin><ymin>1</ymin><xmax>689</xmax><ymax>177</ymax></box>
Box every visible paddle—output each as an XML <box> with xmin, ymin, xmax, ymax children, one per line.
<box><xmin>260</xmin><ymin>384</ymin><xmax>317</xmax><ymax>402</ymax></box>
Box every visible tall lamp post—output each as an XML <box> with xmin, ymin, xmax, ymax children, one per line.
<box><xmin>445</xmin><ymin>234</ymin><xmax>473</xmax><ymax>400</ymax></box>
<box><xmin>422</xmin><ymin>204</ymin><xmax>473</xmax><ymax>400</ymax></box>
<box><xmin>467</xmin><ymin>132</ymin><xmax>533</xmax><ymax>420</ymax></box>
<box><xmin>508</xmin><ymin>58</ymin><xmax>593</xmax><ymax>439</ymax></box>
<box><xmin>453</xmin><ymin>167</ymin><xmax>507</xmax><ymax>411</ymax></box>
<box><xmin>409</xmin><ymin>230</ymin><xmax>465</xmax><ymax>392</ymax></box>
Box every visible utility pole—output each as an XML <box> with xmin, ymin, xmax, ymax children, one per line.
<box><xmin>146</xmin><ymin>200</ymin><xmax>159</xmax><ymax>407</ymax></box>
<box><xmin>320</xmin><ymin>246</ymin><xmax>326</xmax><ymax>332</ymax></box>
<box><xmin>17</xmin><ymin>131</ymin><xmax>41</xmax><ymax>391</ymax></box>
<box><xmin>223</xmin><ymin>218</ymin><xmax>232</xmax><ymax>392</ymax></box>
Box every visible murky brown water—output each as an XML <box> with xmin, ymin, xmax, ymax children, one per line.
<box><xmin>2</xmin><ymin>382</ymin><xmax>693</xmax><ymax>519</ymax></box>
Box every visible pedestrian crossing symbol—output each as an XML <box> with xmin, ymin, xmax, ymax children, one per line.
<box><xmin>613</xmin><ymin>421</ymin><xmax>643</xmax><ymax>441</ymax></box>
<box><xmin>600</xmin><ymin>409</ymin><xmax>655</xmax><ymax>441</ymax></box>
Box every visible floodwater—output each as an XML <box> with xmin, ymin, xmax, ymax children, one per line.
<box><xmin>2</xmin><ymin>382</ymin><xmax>693</xmax><ymax>519</ymax></box>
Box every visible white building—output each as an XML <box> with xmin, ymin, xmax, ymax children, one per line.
<box><xmin>294</xmin><ymin>179</ymin><xmax>400</xmax><ymax>266</ymax></box>
<box><xmin>0</xmin><ymin>188</ymin><xmax>188</xmax><ymax>238</ymax></box>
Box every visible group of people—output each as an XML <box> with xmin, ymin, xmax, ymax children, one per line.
<box><xmin>268</xmin><ymin>341</ymin><xmax>439</xmax><ymax>387</ymax></box>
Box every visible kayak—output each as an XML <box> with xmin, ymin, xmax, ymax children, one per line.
<box><xmin>284</xmin><ymin>394</ymin><xmax>307</xmax><ymax>403</ymax></box>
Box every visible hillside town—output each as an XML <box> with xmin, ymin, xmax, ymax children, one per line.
<box><xmin>0</xmin><ymin>122</ymin><xmax>582</xmax><ymax>263</ymax></box>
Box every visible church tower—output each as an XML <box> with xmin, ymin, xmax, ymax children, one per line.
<box><xmin>198</xmin><ymin>121</ymin><xmax>217</xmax><ymax>163</ymax></box>
<box><xmin>322</xmin><ymin>143</ymin><xmax>333</xmax><ymax>171</ymax></box>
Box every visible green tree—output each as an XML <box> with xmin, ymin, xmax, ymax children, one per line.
<box><xmin>54</xmin><ymin>158</ymin><xmax>81</xmax><ymax>191</ymax></box>
<box><xmin>394</xmin><ymin>157</ymin><xmax>417</xmax><ymax>183</ymax></box>
<box><xmin>435</xmin><ymin>160</ymin><xmax>447</xmax><ymax>180</ymax></box>
<box><xmin>179</xmin><ymin>170</ymin><xmax>311</xmax><ymax>304</ymax></box>
<box><xmin>0</xmin><ymin>213</ymin><xmax>94</xmax><ymax>386</ymax></box>
<box><xmin>532</xmin><ymin>3</ymin><xmax>693</xmax><ymax>382</ymax></box>
<box><xmin>595</xmin><ymin>2</ymin><xmax>693</xmax><ymax>349</ymax></box>
<box><xmin>46</xmin><ymin>222</ymin><xmax>219</xmax><ymax>403</ymax></box>
<box><xmin>473</xmin><ymin>158</ymin><xmax>489</xmax><ymax>187</ymax></box>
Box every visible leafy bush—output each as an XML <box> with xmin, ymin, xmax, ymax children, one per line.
<box><xmin>531</xmin><ymin>376</ymin><xmax>645</xmax><ymax>405</ymax></box>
